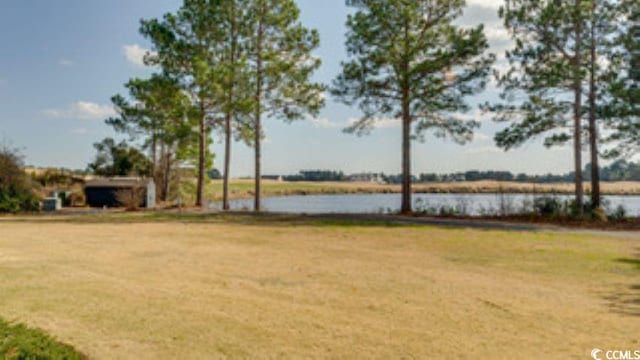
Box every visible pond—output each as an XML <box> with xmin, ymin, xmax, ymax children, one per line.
<box><xmin>213</xmin><ymin>193</ymin><xmax>640</xmax><ymax>216</ymax></box>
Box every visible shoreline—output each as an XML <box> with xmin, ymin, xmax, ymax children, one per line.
<box><xmin>200</xmin><ymin>180</ymin><xmax>640</xmax><ymax>202</ymax></box>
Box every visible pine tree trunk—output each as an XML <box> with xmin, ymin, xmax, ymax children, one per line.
<box><xmin>222</xmin><ymin>0</ymin><xmax>237</xmax><ymax>212</ymax></box>
<box><xmin>401</xmin><ymin>103</ymin><xmax>411</xmax><ymax>215</ymax></box>
<box><xmin>223</xmin><ymin>114</ymin><xmax>232</xmax><ymax>210</ymax></box>
<box><xmin>588</xmin><ymin>6</ymin><xmax>600</xmax><ymax>209</ymax></box>
<box><xmin>254</xmin><ymin>3</ymin><xmax>264</xmax><ymax>213</ymax></box>
<box><xmin>400</xmin><ymin>20</ymin><xmax>411</xmax><ymax>215</ymax></box>
<box><xmin>159</xmin><ymin>142</ymin><xmax>167</xmax><ymax>201</ymax></box>
<box><xmin>572</xmin><ymin>4</ymin><xmax>584</xmax><ymax>215</ymax></box>
<box><xmin>163</xmin><ymin>150</ymin><xmax>172</xmax><ymax>202</ymax></box>
<box><xmin>196</xmin><ymin>110</ymin><xmax>206</xmax><ymax>208</ymax></box>
<box><xmin>254</xmin><ymin>107</ymin><xmax>261</xmax><ymax>212</ymax></box>
<box><xmin>151</xmin><ymin>129</ymin><xmax>158</xmax><ymax>189</ymax></box>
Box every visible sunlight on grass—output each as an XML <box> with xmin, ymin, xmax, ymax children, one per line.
<box><xmin>0</xmin><ymin>216</ymin><xmax>638</xmax><ymax>358</ymax></box>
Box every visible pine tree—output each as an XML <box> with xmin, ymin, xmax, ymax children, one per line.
<box><xmin>584</xmin><ymin>0</ymin><xmax>619</xmax><ymax>209</ymax></box>
<box><xmin>603</xmin><ymin>0</ymin><xmax>640</xmax><ymax>157</ymax></box>
<box><xmin>245</xmin><ymin>0</ymin><xmax>325</xmax><ymax>211</ymax></box>
<box><xmin>106</xmin><ymin>74</ymin><xmax>198</xmax><ymax>201</ymax></box>
<box><xmin>488</xmin><ymin>0</ymin><xmax>591</xmax><ymax>214</ymax></box>
<box><xmin>216</xmin><ymin>0</ymin><xmax>254</xmax><ymax>211</ymax></box>
<box><xmin>333</xmin><ymin>0</ymin><xmax>494</xmax><ymax>214</ymax></box>
<box><xmin>140</xmin><ymin>0</ymin><xmax>224</xmax><ymax>207</ymax></box>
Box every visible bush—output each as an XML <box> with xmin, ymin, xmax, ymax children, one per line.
<box><xmin>608</xmin><ymin>205</ymin><xmax>628</xmax><ymax>221</ymax></box>
<box><xmin>67</xmin><ymin>190</ymin><xmax>86</xmax><ymax>207</ymax></box>
<box><xmin>533</xmin><ymin>196</ymin><xmax>565</xmax><ymax>217</ymax></box>
<box><xmin>591</xmin><ymin>207</ymin><xmax>608</xmax><ymax>222</ymax></box>
<box><xmin>115</xmin><ymin>186</ymin><xmax>145</xmax><ymax>211</ymax></box>
<box><xmin>0</xmin><ymin>318</ymin><xmax>83</xmax><ymax>359</ymax></box>
<box><xmin>0</xmin><ymin>146</ymin><xmax>40</xmax><ymax>213</ymax></box>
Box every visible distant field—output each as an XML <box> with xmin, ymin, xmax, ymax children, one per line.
<box><xmin>0</xmin><ymin>214</ymin><xmax>638</xmax><ymax>358</ymax></box>
<box><xmin>182</xmin><ymin>179</ymin><xmax>640</xmax><ymax>203</ymax></box>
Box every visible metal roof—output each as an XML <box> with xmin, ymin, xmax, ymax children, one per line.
<box><xmin>84</xmin><ymin>177</ymin><xmax>154</xmax><ymax>188</ymax></box>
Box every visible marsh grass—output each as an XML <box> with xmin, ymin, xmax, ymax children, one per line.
<box><xmin>174</xmin><ymin>179</ymin><xmax>640</xmax><ymax>205</ymax></box>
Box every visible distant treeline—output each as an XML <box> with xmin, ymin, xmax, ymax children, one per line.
<box><xmin>282</xmin><ymin>171</ymin><xmax>347</xmax><ymax>182</ymax></box>
<box><xmin>278</xmin><ymin>160</ymin><xmax>640</xmax><ymax>184</ymax></box>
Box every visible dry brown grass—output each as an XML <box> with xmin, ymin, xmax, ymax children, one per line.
<box><xmin>0</xmin><ymin>216</ymin><xmax>638</xmax><ymax>359</ymax></box>
<box><xmin>198</xmin><ymin>179</ymin><xmax>640</xmax><ymax>202</ymax></box>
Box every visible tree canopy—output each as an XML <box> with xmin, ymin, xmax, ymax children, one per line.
<box><xmin>88</xmin><ymin>138</ymin><xmax>153</xmax><ymax>178</ymax></box>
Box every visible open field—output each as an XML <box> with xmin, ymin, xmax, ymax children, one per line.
<box><xmin>0</xmin><ymin>214</ymin><xmax>639</xmax><ymax>358</ymax></box>
<box><xmin>184</xmin><ymin>179</ymin><xmax>640</xmax><ymax>202</ymax></box>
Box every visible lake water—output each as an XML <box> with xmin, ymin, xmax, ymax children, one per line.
<box><xmin>216</xmin><ymin>193</ymin><xmax>640</xmax><ymax>216</ymax></box>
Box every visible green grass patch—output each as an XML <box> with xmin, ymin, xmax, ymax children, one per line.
<box><xmin>0</xmin><ymin>318</ymin><xmax>83</xmax><ymax>359</ymax></box>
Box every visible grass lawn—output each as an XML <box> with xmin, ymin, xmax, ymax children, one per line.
<box><xmin>0</xmin><ymin>318</ymin><xmax>83</xmax><ymax>359</ymax></box>
<box><xmin>0</xmin><ymin>214</ymin><xmax>638</xmax><ymax>358</ymax></box>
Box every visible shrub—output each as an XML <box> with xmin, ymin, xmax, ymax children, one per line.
<box><xmin>0</xmin><ymin>318</ymin><xmax>83</xmax><ymax>359</ymax></box>
<box><xmin>591</xmin><ymin>207</ymin><xmax>608</xmax><ymax>222</ymax></box>
<box><xmin>533</xmin><ymin>196</ymin><xmax>565</xmax><ymax>217</ymax></box>
<box><xmin>115</xmin><ymin>186</ymin><xmax>145</xmax><ymax>211</ymax></box>
<box><xmin>608</xmin><ymin>205</ymin><xmax>628</xmax><ymax>221</ymax></box>
<box><xmin>0</xmin><ymin>146</ymin><xmax>40</xmax><ymax>213</ymax></box>
<box><xmin>67</xmin><ymin>190</ymin><xmax>86</xmax><ymax>207</ymax></box>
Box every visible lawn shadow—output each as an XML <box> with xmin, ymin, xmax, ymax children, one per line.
<box><xmin>604</xmin><ymin>250</ymin><xmax>640</xmax><ymax>317</ymax></box>
<box><xmin>0</xmin><ymin>210</ymin><xmax>541</xmax><ymax>231</ymax></box>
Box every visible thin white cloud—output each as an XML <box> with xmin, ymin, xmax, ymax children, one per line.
<box><xmin>550</xmin><ymin>145</ymin><xmax>571</xmax><ymax>152</ymax></box>
<box><xmin>43</xmin><ymin>101</ymin><xmax>117</xmax><ymax>120</ymax></box>
<box><xmin>473</xmin><ymin>132</ymin><xmax>492</xmax><ymax>142</ymax></box>
<box><xmin>485</xmin><ymin>26</ymin><xmax>512</xmax><ymax>53</ymax></box>
<box><xmin>309</xmin><ymin>116</ymin><xmax>400</xmax><ymax>130</ymax></box>
<box><xmin>310</xmin><ymin>117</ymin><xmax>341</xmax><ymax>129</ymax></box>
<box><xmin>464</xmin><ymin>146</ymin><xmax>503</xmax><ymax>155</ymax></box>
<box><xmin>455</xmin><ymin>109</ymin><xmax>493</xmax><ymax>123</ymax></box>
<box><xmin>70</xmin><ymin>128</ymin><xmax>88</xmax><ymax>135</ymax></box>
<box><xmin>59</xmin><ymin>59</ymin><xmax>75</xmax><ymax>67</ymax></box>
<box><xmin>466</xmin><ymin>0</ymin><xmax>501</xmax><ymax>9</ymax></box>
<box><xmin>347</xmin><ymin>117</ymin><xmax>400</xmax><ymax>129</ymax></box>
<box><xmin>123</xmin><ymin>44</ymin><xmax>155</xmax><ymax>67</ymax></box>
<box><xmin>459</xmin><ymin>4</ymin><xmax>514</xmax><ymax>58</ymax></box>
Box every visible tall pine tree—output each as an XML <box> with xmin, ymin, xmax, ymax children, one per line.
<box><xmin>106</xmin><ymin>74</ymin><xmax>198</xmax><ymax>201</ymax></box>
<box><xmin>140</xmin><ymin>0</ymin><xmax>224</xmax><ymax>207</ymax></box>
<box><xmin>603</xmin><ymin>0</ymin><xmax>640</xmax><ymax>157</ymax></box>
<box><xmin>333</xmin><ymin>0</ymin><xmax>494</xmax><ymax>214</ymax></box>
<box><xmin>488</xmin><ymin>0</ymin><xmax>590</xmax><ymax>214</ymax></box>
<box><xmin>217</xmin><ymin>0</ymin><xmax>254</xmax><ymax>211</ymax></box>
<box><xmin>246</xmin><ymin>0</ymin><xmax>324</xmax><ymax>211</ymax></box>
<box><xmin>584</xmin><ymin>0</ymin><xmax>620</xmax><ymax>209</ymax></box>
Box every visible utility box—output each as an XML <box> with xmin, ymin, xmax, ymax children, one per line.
<box><xmin>42</xmin><ymin>197</ymin><xmax>62</xmax><ymax>212</ymax></box>
<box><xmin>50</xmin><ymin>190</ymin><xmax>72</xmax><ymax>207</ymax></box>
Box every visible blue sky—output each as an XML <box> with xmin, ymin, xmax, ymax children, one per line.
<box><xmin>0</xmin><ymin>0</ymin><xmax>580</xmax><ymax>176</ymax></box>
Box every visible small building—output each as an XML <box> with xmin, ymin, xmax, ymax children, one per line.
<box><xmin>261</xmin><ymin>175</ymin><xmax>283</xmax><ymax>181</ymax></box>
<box><xmin>348</xmin><ymin>173</ymin><xmax>387</xmax><ymax>184</ymax></box>
<box><xmin>84</xmin><ymin>177</ymin><xmax>156</xmax><ymax>208</ymax></box>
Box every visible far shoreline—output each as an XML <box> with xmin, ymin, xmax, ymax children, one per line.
<box><xmin>201</xmin><ymin>179</ymin><xmax>640</xmax><ymax>202</ymax></box>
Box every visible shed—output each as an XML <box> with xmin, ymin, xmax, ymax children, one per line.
<box><xmin>84</xmin><ymin>177</ymin><xmax>156</xmax><ymax>208</ymax></box>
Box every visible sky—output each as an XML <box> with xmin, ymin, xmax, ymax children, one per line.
<box><xmin>0</xmin><ymin>0</ymin><xmax>583</xmax><ymax>176</ymax></box>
